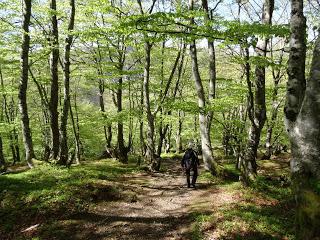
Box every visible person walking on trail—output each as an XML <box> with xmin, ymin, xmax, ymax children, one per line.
<box><xmin>181</xmin><ymin>142</ymin><xmax>200</xmax><ymax>188</ymax></box>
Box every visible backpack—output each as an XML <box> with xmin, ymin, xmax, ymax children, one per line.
<box><xmin>184</xmin><ymin>149</ymin><xmax>197</xmax><ymax>170</ymax></box>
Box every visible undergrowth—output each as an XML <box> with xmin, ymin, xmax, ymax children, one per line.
<box><xmin>0</xmin><ymin>159</ymin><xmax>140</xmax><ymax>239</ymax></box>
<box><xmin>191</xmin><ymin>159</ymin><xmax>295</xmax><ymax>240</ymax></box>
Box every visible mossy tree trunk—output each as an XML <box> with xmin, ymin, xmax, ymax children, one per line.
<box><xmin>285</xmin><ymin>0</ymin><xmax>320</xmax><ymax>238</ymax></box>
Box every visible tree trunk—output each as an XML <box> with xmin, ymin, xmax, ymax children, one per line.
<box><xmin>143</xmin><ymin>41</ymin><xmax>158</xmax><ymax>169</ymax></box>
<box><xmin>29</xmin><ymin>69</ymin><xmax>51</xmax><ymax>161</ymax></box>
<box><xmin>58</xmin><ymin>0</ymin><xmax>75</xmax><ymax>165</ymax></box>
<box><xmin>263</xmin><ymin>46</ymin><xmax>284</xmax><ymax>160</ymax></box>
<box><xmin>69</xmin><ymin>98</ymin><xmax>80</xmax><ymax>164</ymax></box>
<box><xmin>139</xmin><ymin>79</ymin><xmax>146</xmax><ymax>156</ymax></box>
<box><xmin>285</xmin><ymin>1</ymin><xmax>320</xmax><ymax>238</ymax></box>
<box><xmin>155</xmin><ymin>44</ymin><xmax>182</xmax><ymax>157</ymax></box>
<box><xmin>242</xmin><ymin>0</ymin><xmax>274</xmax><ymax>184</ymax></box>
<box><xmin>202</xmin><ymin>0</ymin><xmax>216</xmax><ymax>131</ymax></box>
<box><xmin>0</xmin><ymin>137</ymin><xmax>5</xmax><ymax>171</ymax></box>
<box><xmin>9</xmin><ymin>132</ymin><xmax>20</xmax><ymax>165</ymax></box>
<box><xmin>49</xmin><ymin>0</ymin><xmax>60</xmax><ymax>160</ymax></box>
<box><xmin>165</xmin><ymin>124</ymin><xmax>172</xmax><ymax>153</ymax></box>
<box><xmin>189</xmin><ymin>0</ymin><xmax>217</xmax><ymax>174</ymax></box>
<box><xmin>1</xmin><ymin>65</ymin><xmax>20</xmax><ymax>165</ymax></box>
<box><xmin>174</xmin><ymin>46</ymin><xmax>185</xmax><ymax>154</ymax></box>
<box><xmin>175</xmin><ymin>110</ymin><xmax>183</xmax><ymax>153</ymax></box>
<box><xmin>156</xmin><ymin>120</ymin><xmax>169</xmax><ymax>156</ymax></box>
<box><xmin>264</xmin><ymin>126</ymin><xmax>273</xmax><ymax>159</ymax></box>
<box><xmin>18</xmin><ymin>0</ymin><xmax>35</xmax><ymax>168</ymax></box>
<box><xmin>117</xmin><ymin>76</ymin><xmax>129</xmax><ymax>163</ymax></box>
<box><xmin>106</xmin><ymin>125</ymin><xmax>112</xmax><ymax>148</ymax></box>
<box><xmin>69</xmin><ymin>86</ymin><xmax>81</xmax><ymax>164</ymax></box>
<box><xmin>189</xmin><ymin>40</ymin><xmax>217</xmax><ymax>174</ymax></box>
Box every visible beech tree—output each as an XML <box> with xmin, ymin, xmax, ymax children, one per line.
<box><xmin>241</xmin><ymin>0</ymin><xmax>274</xmax><ymax>183</ymax></box>
<box><xmin>285</xmin><ymin>0</ymin><xmax>320</xmax><ymax>238</ymax></box>
<box><xmin>49</xmin><ymin>0</ymin><xmax>60</xmax><ymax>160</ymax></box>
<box><xmin>58</xmin><ymin>0</ymin><xmax>76</xmax><ymax>165</ymax></box>
<box><xmin>18</xmin><ymin>0</ymin><xmax>35</xmax><ymax>168</ymax></box>
<box><xmin>189</xmin><ymin>0</ymin><xmax>217</xmax><ymax>174</ymax></box>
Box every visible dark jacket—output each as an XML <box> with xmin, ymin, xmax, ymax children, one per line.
<box><xmin>181</xmin><ymin>148</ymin><xmax>199</xmax><ymax>169</ymax></box>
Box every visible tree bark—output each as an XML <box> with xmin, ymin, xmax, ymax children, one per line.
<box><xmin>202</xmin><ymin>0</ymin><xmax>216</xmax><ymax>131</ymax></box>
<box><xmin>189</xmin><ymin>40</ymin><xmax>217</xmax><ymax>174</ymax></box>
<box><xmin>18</xmin><ymin>0</ymin><xmax>35</xmax><ymax>168</ymax></box>
<box><xmin>189</xmin><ymin>0</ymin><xmax>217</xmax><ymax>174</ymax></box>
<box><xmin>143</xmin><ymin>41</ymin><xmax>158</xmax><ymax>169</ymax></box>
<box><xmin>285</xmin><ymin>1</ymin><xmax>320</xmax><ymax>238</ymax></box>
<box><xmin>117</xmin><ymin>76</ymin><xmax>129</xmax><ymax>163</ymax></box>
<box><xmin>242</xmin><ymin>0</ymin><xmax>274</xmax><ymax>184</ymax></box>
<box><xmin>49</xmin><ymin>0</ymin><xmax>60</xmax><ymax>159</ymax></box>
<box><xmin>58</xmin><ymin>0</ymin><xmax>75</xmax><ymax>165</ymax></box>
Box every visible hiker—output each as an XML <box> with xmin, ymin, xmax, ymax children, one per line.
<box><xmin>181</xmin><ymin>143</ymin><xmax>200</xmax><ymax>188</ymax></box>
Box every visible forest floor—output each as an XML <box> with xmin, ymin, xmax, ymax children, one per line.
<box><xmin>0</xmin><ymin>154</ymin><xmax>295</xmax><ymax>240</ymax></box>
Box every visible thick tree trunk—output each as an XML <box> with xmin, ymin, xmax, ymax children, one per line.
<box><xmin>242</xmin><ymin>0</ymin><xmax>274</xmax><ymax>183</ymax></box>
<box><xmin>58</xmin><ymin>0</ymin><xmax>75</xmax><ymax>165</ymax></box>
<box><xmin>288</xmin><ymin>35</ymin><xmax>320</xmax><ymax>240</ymax></box>
<box><xmin>18</xmin><ymin>0</ymin><xmax>35</xmax><ymax>168</ymax></box>
<box><xmin>189</xmin><ymin>40</ymin><xmax>217</xmax><ymax>174</ymax></box>
<box><xmin>49</xmin><ymin>0</ymin><xmax>60</xmax><ymax>160</ymax></box>
<box><xmin>285</xmin><ymin>1</ymin><xmax>320</xmax><ymax>238</ymax></box>
<box><xmin>189</xmin><ymin>0</ymin><xmax>217</xmax><ymax>174</ymax></box>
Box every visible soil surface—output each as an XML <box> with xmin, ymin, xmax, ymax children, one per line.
<box><xmin>47</xmin><ymin>158</ymin><xmax>238</xmax><ymax>240</ymax></box>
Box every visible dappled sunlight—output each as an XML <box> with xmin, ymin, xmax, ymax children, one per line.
<box><xmin>0</xmin><ymin>154</ymin><xmax>295</xmax><ymax>240</ymax></box>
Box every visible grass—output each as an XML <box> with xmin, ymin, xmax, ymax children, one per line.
<box><xmin>191</xmin><ymin>158</ymin><xmax>295</xmax><ymax>240</ymax></box>
<box><xmin>0</xmin><ymin>158</ymin><xmax>141</xmax><ymax>239</ymax></box>
<box><xmin>0</xmin><ymin>155</ymin><xmax>295</xmax><ymax>240</ymax></box>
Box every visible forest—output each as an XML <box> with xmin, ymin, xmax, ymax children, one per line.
<box><xmin>0</xmin><ymin>0</ymin><xmax>319</xmax><ymax>239</ymax></box>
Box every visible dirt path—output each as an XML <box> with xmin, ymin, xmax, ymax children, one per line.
<box><xmin>58</xmin><ymin>158</ymin><xmax>239</xmax><ymax>240</ymax></box>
